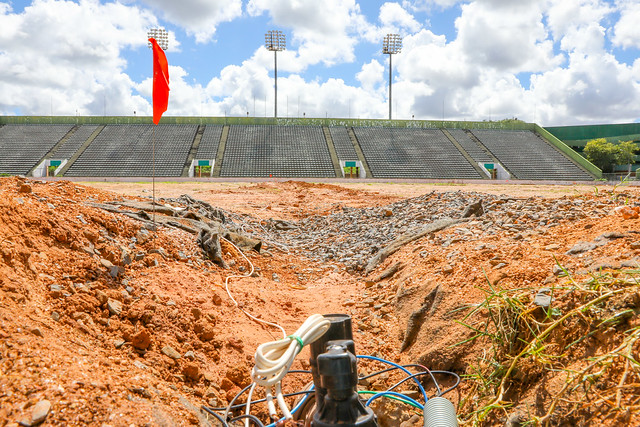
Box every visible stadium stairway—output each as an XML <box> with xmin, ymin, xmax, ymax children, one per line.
<box><xmin>322</xmin><ymin>126</ymin><xmax>344</xmax><ymax>177</ymax></box>
<box><xmin>347</xmin><ymin>127</ymin><xmax>373</xmax><ymax>177</ymax></box>
<box><xmin>27</xmin><ymin>125</ymin><xmax>79</xmax><ymax>176</ymax></box>
<box><xmin>212</xmin><ymin>125</ymin><xmax>229</xmax><ymax>177</ymax></box>
<box><xmin>58</xmin><ymin>126</ymin><xmax>105</xmax><ymax>176</ymax></box>
<box><xmin>181</xmin><ymin>125</ymin><xmax>205</xmax><ymax>177</ymax></box>
<box><xmin>440</xmin><ymin>128</ymin><xmax>488</xmax><ymax>179</ymax></box>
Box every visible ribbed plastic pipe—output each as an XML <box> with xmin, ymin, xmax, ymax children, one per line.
<box><xmin>423</xmin><ymin>397</ymin><xmax>458</xmax><ymax>427</ymax></box>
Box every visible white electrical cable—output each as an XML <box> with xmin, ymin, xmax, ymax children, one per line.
<box><xmin>251</xmin><ymin>314</ymin><xmax>331</xmax><ymax>420</ymax></box>
<box><xmin>221</xmin><ymin>236</ymin><xmax>287</xmax><ymax>338</ymax></box>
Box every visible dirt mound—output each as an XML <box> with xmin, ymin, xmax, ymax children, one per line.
<box><xmin>2</xmin><ymin>177</ymin><xmax>640</xmax><ymax>426</ymax></box>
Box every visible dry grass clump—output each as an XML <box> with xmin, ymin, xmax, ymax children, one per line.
<box><xmin>456</xmin><ymin>264</ymin><xmax>640</xmax><ymax>426</ymax></box>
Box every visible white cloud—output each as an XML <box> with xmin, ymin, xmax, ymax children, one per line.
<box><xmin>530</xmin><ymin>51</ymin><xmax>640</xmax><ymax>124</ymax></box>
<box><xmin>356</xmin><ymin>59</ymin><xmax>384</xmax><ymax>92</ymax></box>
<box><xmin>247</xmin><ymin>0</ymin><xmax>373</xmax><ymax>69</ymax></box>
<box><xmin>560</xmin><ymin>22</ymin><xmax>606</xmax><ymax>54</ymax></box>
<box><xmin>545</xmin><ymin>0</ymin><xmax>613</xmax><ymax>41</ymax></box>
<box><xmin>138</xmin><ymin>0</ymin><xmax>242</xmax><ymax>43</ymax></box>
<box><xmin>0</xmin><ymin>0</ymin><xmax>156</xmax><ymax>115</ymax></box>
<box><xmin>379</xmin><ymin>2</ymin><xmax>422</xmax><ymax>33</ymax></box>
<box><xmin>455</xmin><ymin>1</ymin><xmax>563</xmax><ymax>72</ymax></box>
<box><xmin>402</xmin><ymin>0</ymin><xmax>461</xmax><ymax>12</ymax></box>
<box><xmin>612</xmin><ymin>0</ymin><xmax>640</xmax><ymax>49</ymax></box>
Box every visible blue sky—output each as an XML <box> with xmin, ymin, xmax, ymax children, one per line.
<box><xmin>1</xmin><ymin>0</ymin><xmax>640</xmax><ymax>126</ymax></box>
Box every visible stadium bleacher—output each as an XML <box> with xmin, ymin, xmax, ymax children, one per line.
<box><xmin>64</xmin><ymin>124</ymin><xmax>197</xmax><ymax>177</ymax></box>
<box><xmin>51</xmin><ymin>125</ymin><xmax>100</xmax><ymax>160</ymax></box>
<box><xmin>0</xmin><ymin>124</ymin><xmax>73</xmax><ymax>175</ymax></box>
<box><xmin>220</xmin><ymin>125</ymin><xmax>335</xmax><ymax>177</ymax></box>
<box><xmin>329</xmin><ymin>127</ymin><xmax>359</xmax><ymax>161</ymax></box>
<box><xmin>354</xmin><ymin>127</ymin><xmax>483</xmax><ymax>179</ymax></box>
<box><xmin>0</xmin><ymin>120</ymin><xmax>599</xmax><ymax>180</ymax></box>
<box><xmin>195</xmin><ymin>125</ymin><xmax>223</xmax><ymax>159</ymax></box>
<box><xmin>447</xmin><ymin>128</ymin><xmax>494</xmax><ymax>164</ymax></box>
<box><xmin>471</xmin><ymin>130</ymin><xmax>593</xmax><ymax>180</ymax></box>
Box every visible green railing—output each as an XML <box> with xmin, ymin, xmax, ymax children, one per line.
<box><xmin>535</xmin><ymin>124</ymin><xmax>602</xmax><ymax>178</ymax></box>
<box><xmin>0</xmin><ymin>115</ymin><xmax>534</xmax><ymax>130</ymax></box>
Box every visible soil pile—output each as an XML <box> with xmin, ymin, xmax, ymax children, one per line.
<box><xmin>1</xmin><ymin>177</ymin><xmax>640</xmax><ymax>426</ymax></box>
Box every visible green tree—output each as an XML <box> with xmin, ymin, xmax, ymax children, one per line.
<box><xmin>616</xmin><ymin>140</ymin><xmax>637</xmax><ymax>173</ymax></box>
<box><xmin>584</xmin><ymin>138</ymin><xmax>619</xmax><ymax>173</ymax></box>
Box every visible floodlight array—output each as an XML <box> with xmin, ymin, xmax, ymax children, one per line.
<box><xmin>147</xmin><ymin>28</ymin><xmax>169</xmax><ymax>50</ymax></box>
<box><xmin>265</xmin><ymin>30</ymin><xmax>286</xmax><ymax>51</ymax></box>
<box><xmin>382</xmin><ymin>33</ymin><xmax>402</xmax><ymax>54</ymax></box>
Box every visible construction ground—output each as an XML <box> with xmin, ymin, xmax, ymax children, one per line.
<box><xmin>1</xmin><ymin>177</ymin><xmax>640</xmax><ymax>426</ymax></box>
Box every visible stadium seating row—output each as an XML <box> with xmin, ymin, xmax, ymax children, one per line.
<box><xmin>0</xmin><ymin>124</ymin><xmax>595</xmax><ymax>180</ymax></box>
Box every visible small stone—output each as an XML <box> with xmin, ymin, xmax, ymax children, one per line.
<box><xmin>134</xmin><ymin>252</ymin><xmax>146</xmax><ymax>261</ymax></box>
<box><xmin>51</xmin><ymin>311</ymin><xmax>60</xmax><ymax>322</ymax></box>
<box><xmin>114</xmin><ymin>339</ymin><xmax>126</xmax><ymax>349</ymax></box>
<box><xmin>191</xmin><ymin>307</ymin><xmax>202</xmax><ymax>320</ymax></box>
<box><xmin>184</xmin><ymin>350</ymin><xmax>196</xmax><ymax>360</ymax></box>
<box><xmin>534</xmin><ymin>288</ymin><xmax>552</xmax><ymax>308</ymax></box>
<box><xmin>131</xmin><ymin>328</ymin><xmax>152</xmax><ymax>350</ymax></box>
<box><xmin>566</xmin><ymin>241</ymin><xmax>597</xmax><ymax>255</ymax></box>
<box><xmin>149</xmin><ymin>247</ymin><xmax>167</xmax><ymax>258</ymax></box>
<box><xmin>31</xmin><ymin>328</ymin><xmax>44</xmax><ymax>337</ymax></box>
<box><xmin>133</xmin><ymin>360</ymin><xmax>148</xmax><ymax>370</ymax></box>
<box><xmin>136</xmin><ymin>228</ymin><xmax>151</xmax><ymax>244</ymax></box>
<box><xmin>109</xmin><ymin>265</ymin><xmax>125</xmax><ymax>278</ymax></box>
<box><xmin>31</xmin><ymin>399</ymin><xmax>51</xmax><ymax>425</ymax></box>
<box><xmin>18</xmin><ymin>183</ymin><xmax>32</xmax><ymax>194</ymax></box>
<box><xmin>49</xmin><ymin>284</ymin><xmax>64</xmax><ymax>298</ymax></box>
<box><xmin>211</xmin><ymin>293</ymin><xmax>222</xmax><ymax>306</ymax></box>
<box><xmin>544</xmin><ymin>244</ymin><xmax>561</xmax><ymax>251</ymax></box>
<box><xmin>161</xmin><ymin>345</ymin><xmax>182</xmax><ymax>360</ymax></box>
<box><xmin>630</xmin><ymin>242</ymin><xmax>640</xmax><ymax>250</ymax></box>
<box><xmin>442</xmin><ymin>264</ymin><xmax>454</xmax><ymax>274</ymax></box>
<box><xmin>166</xmin><ymin>300</ymin><xmax>176</xmax><ymax>307</ymax></box>
<box><xmin>272</xmin><ymin>273</ymin><xmax>280</xmax><ymax>282</ymax></box>
<box><xmin>384</xmin><ymin>210</ymin><xmax>393</xmax><ymax>217</ymax></box>
<box><xmin>183</xmin><ymin>363</ymin><xmax>201</xmax><ymax>381</ymax></box>
<box><xmin>95</xmin><ymin>290</ymin><xmax>108</xmax><ymax>305</ymax></box>
<box><xmin>107</xmin><ymin>299</ymin><xmax>122</xmax><ymax>316</ymax></box>
<box><xmin>100</xmin><ymin>258</ymin><xmax>114</xmax><ymax>269</ymax></box>
<box><xmin>121</xmin><ymin>248</ymin><xmax>132</xmax><ymax>265</ymax></box>
<box><xmin>493</xmin><ymin>262</ymin><xmax>507</xmax><ymax>270</ymax></box>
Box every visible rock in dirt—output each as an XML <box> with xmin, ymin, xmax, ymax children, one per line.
<box><xmin>197</xmin><ymin>228</ymin><xmax>228</xmax><ymax>269</ymax></box>
<box><xmin>534</xmin><ymin>288</ymin><xmax>552</xmax><ymax>308</ymax></box>
<box><xmin>182</xmin><ymin>363</ymin><xmax>201</xmax><ymax>381</ymax></box>
<box><xmin>30</xmin><ymin>399</ymin><xmax>51</xmax><ymax>425</ymax></box>
<box><xmin>18</xmin><ymin>183</ymin><xmax>32</xmax><ymax>194</ymax></box>
<box><xmin>107</xmin><ymin>299</ymin><xmax>122</xmax><ymax>316</ymax></box>
<box><xmin>131</xmin><ymin>328</ymin><xmax>152</xmax><ymax>350</ymax></box>
<box><xmin>566</xmin><ymin>241</ymin><xmax>598</xmax><ymax>255</ymax></box>
<box><xmin>162</xmin><ymin>345</ymin><xmax>182</xmax><ymax>360</ymax></box>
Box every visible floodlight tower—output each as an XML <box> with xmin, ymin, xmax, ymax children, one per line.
<box><xmin>383</xmin><ymin>33</ymin><xmax>402</xmax><ymax>120</ymax></box>
<box><xmin>265</xmin><ymin>30</ymin><xmax>286</xmax><ymax>118</ymax></box>
<box><xmin>147</xmin><ymin>28</ymin><xmax>169</xmax><ymax>50</ymax></box>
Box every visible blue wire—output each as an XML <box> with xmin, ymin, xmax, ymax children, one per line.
<box><xmin>364</xmin><ymin>390</ymin><xmax>423</xmax><ymax>408</ymax></box>
<box><xmin>265</xmin><ymin>384</ymin><xmax>315</xmax><ymax>427</ymax></box>
<box><xmin>357</xmin><ymin>355</ymin><xmax>428</xmax><ymax>403</ymax></box>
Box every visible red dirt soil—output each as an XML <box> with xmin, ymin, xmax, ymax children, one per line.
<box><xmin>1</xmin><ymin>178</ymin><xmax>640</xmax><ymax>426</ymax></box>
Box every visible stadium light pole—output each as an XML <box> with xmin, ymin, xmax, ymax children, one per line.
<box><xmin>383</xmin><ymin>34</ymin><xmax>402</xmax><ymax>120</ymax></box>
<box><xmin>265</xmin><ymin>30</ymin><xmax>285</xmax><ymax>118</ymax></box>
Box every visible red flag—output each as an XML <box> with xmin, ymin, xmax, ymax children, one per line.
<box><xmin>149</xmin><ymin>38</ymin><xmax>169</xmax><ymax>125</ymax></box>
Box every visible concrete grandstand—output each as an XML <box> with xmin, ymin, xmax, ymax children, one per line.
<box><xmin>0</xmin><ymin>116</ymin><xmax>604</xmax><ymax>180</ymax></box>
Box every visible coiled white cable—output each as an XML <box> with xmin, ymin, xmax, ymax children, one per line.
<box><xmin>251</xmin><ymin>314</ymin><xmax>331</xmax><ymax>420</ymax></box>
